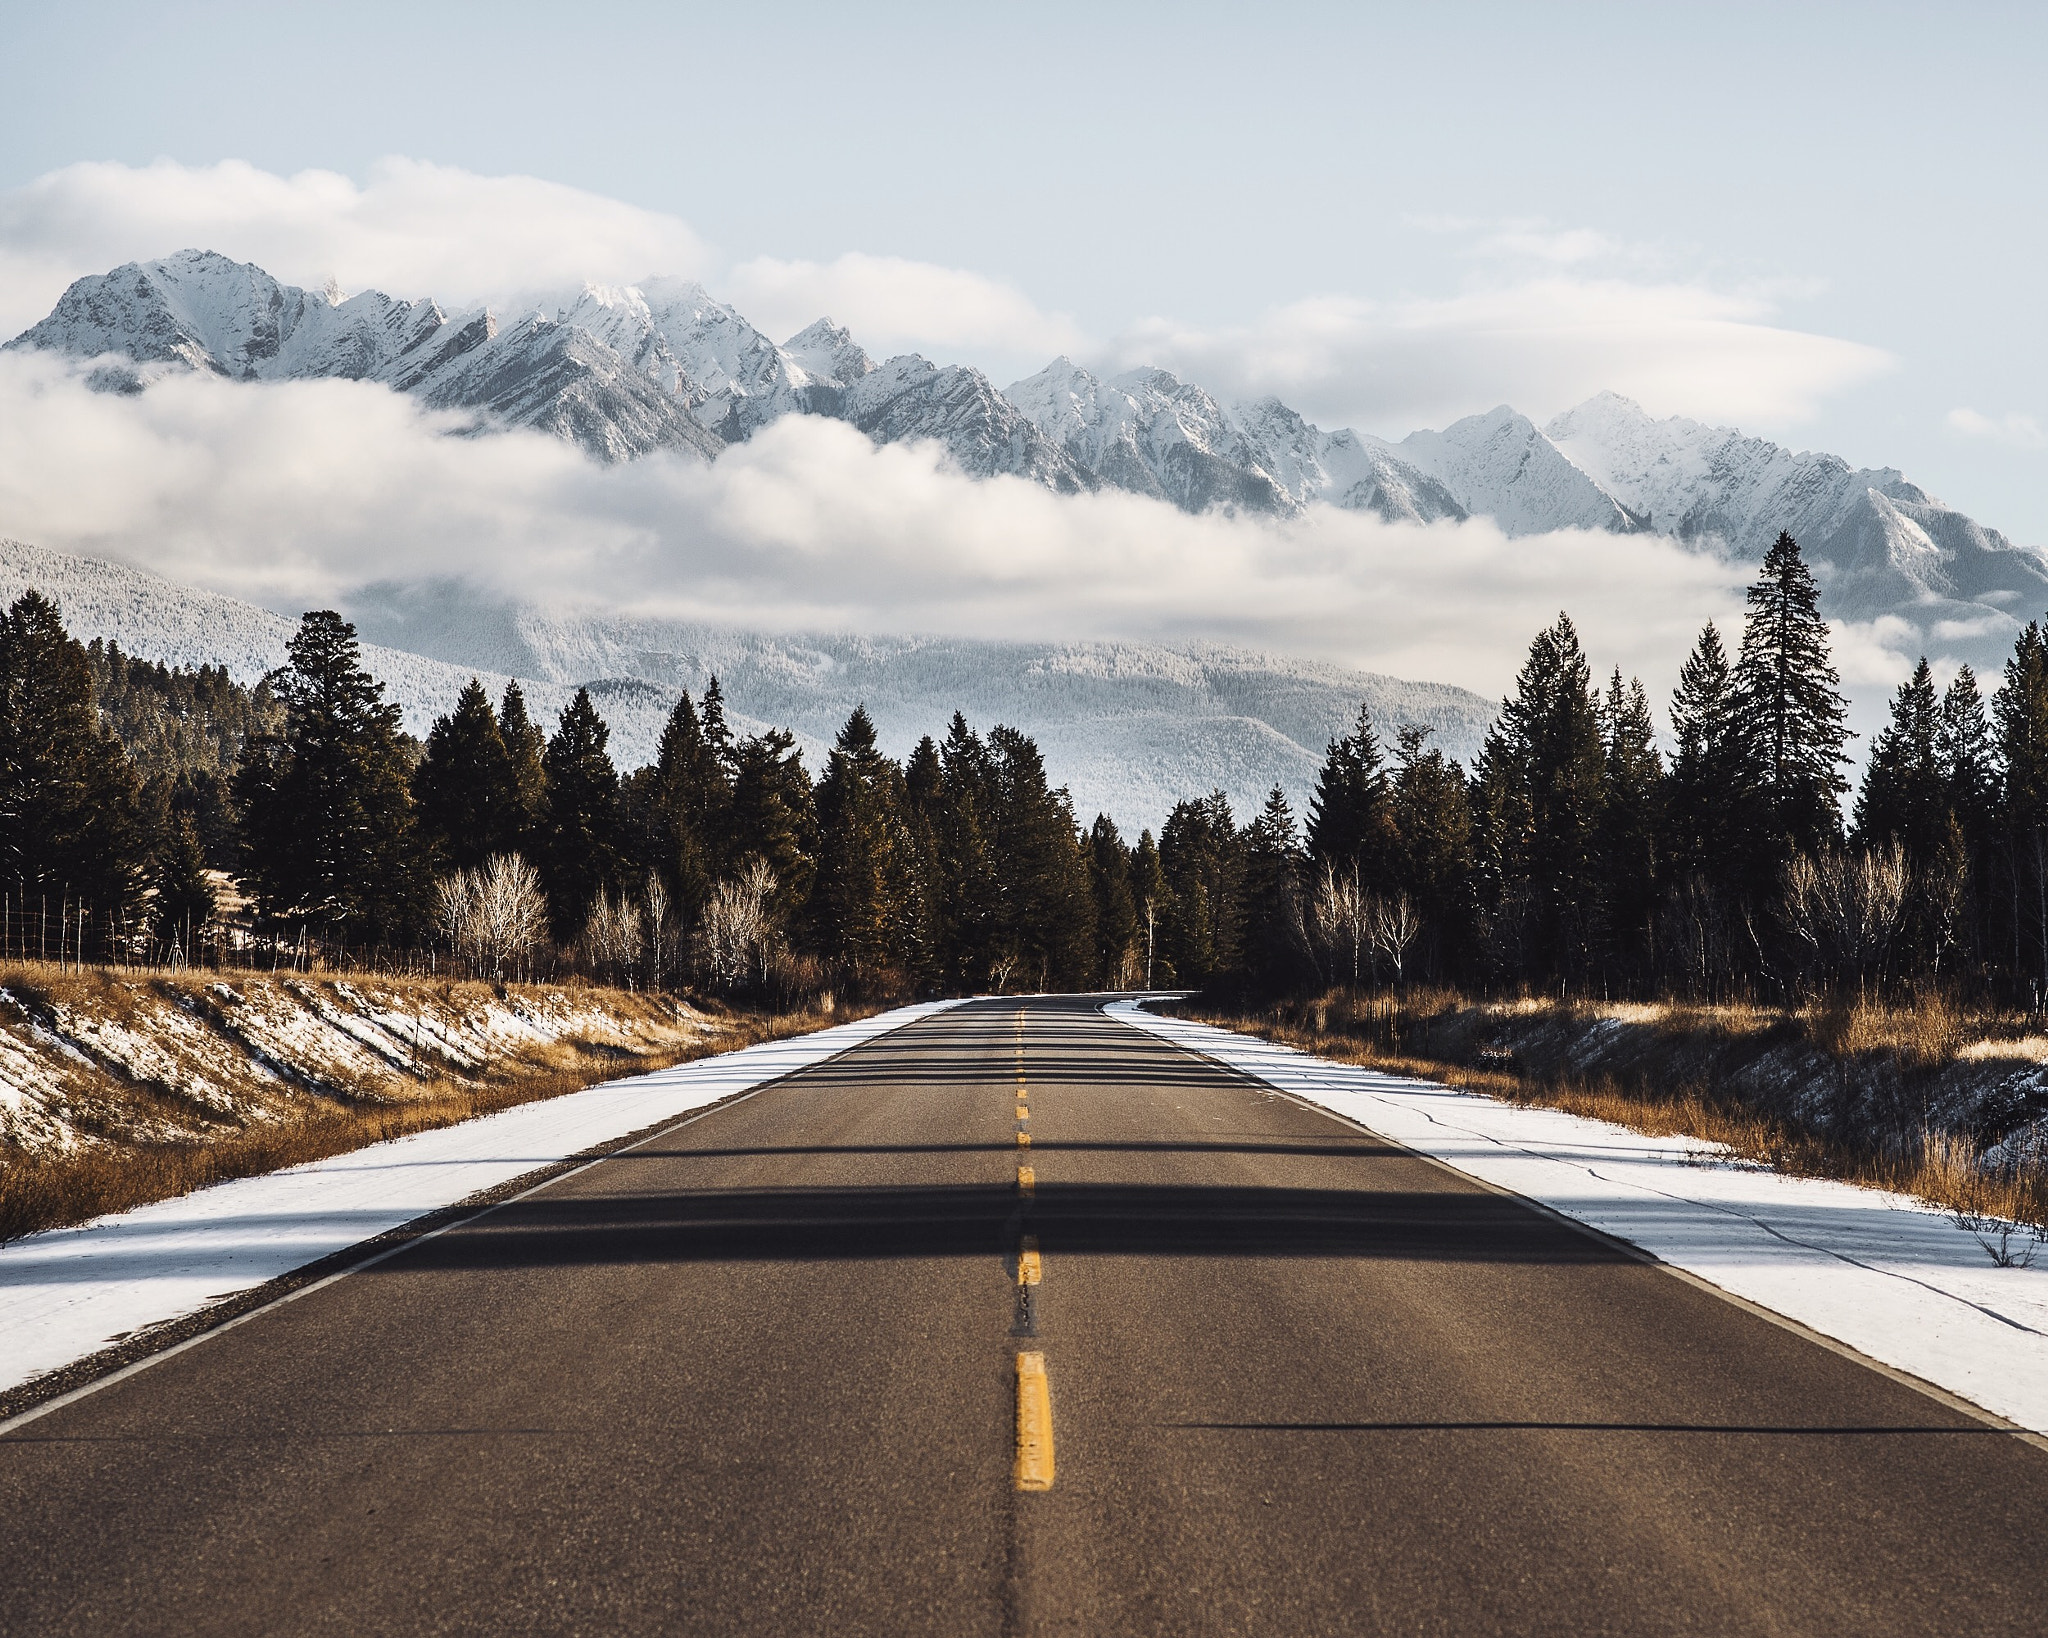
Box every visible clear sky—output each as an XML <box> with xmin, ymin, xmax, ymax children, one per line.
<box><xmin>1</xmin><ymin>0</ymin><xmax>2042</xmax><ymax>538</ymax></box>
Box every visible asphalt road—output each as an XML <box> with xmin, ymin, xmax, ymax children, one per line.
<box><xmin>3</xmin><ymin>997</ymin><xmax>2044</xmax><ymax>1635</ymax></box>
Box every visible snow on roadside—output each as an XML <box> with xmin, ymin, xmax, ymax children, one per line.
<box><xmin>0</xmin><ymin>1001</ymin><xmax>960</xmax><ymax>1404</ymax></box>
<box><xmin>1111</xmin><ymin>1002</ymin><xmax>2048</xmax><ymax>1437</ymax></box>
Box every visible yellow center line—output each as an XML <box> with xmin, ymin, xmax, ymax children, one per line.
<box><xmin>1017</xmin><ymin>1164</ymin><xmax>1035</xmax><ymax>1195</ymax></box>
<box><xmin>1014</xmin><ymin>1351</ymin><xmax>1055</xmax><ymax>1491</ymax></box>
<box><xmin>1017</xmin><ymin>1236</ymin><xmax>1041</xmax><ymax>1286</ymax></box>
<box><xmin>1017</xmin><ymin>1131</ymin><xmax>1031</xmax><ymax>1147</ymax></box>
<box><xmin>1016</xmin><ymin>1103</ymin><xmax>1029</xmax><ymax>1120</ymax></box>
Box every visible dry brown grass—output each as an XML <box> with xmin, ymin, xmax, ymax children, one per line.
<box><xmin>0</xmin><ymin>970</ymin><xmax>862</xmax><ymax>1244</ymax></box>
<box><xmin>1195</xmin><ymin>989</ymin><xmax>2048</xmax><ymax>1238</ymax></box>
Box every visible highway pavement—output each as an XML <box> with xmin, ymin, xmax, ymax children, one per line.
<box><xmin>1</xmin><ymin>996</ymin><xmax>2043</xmax><ymax>1635</ymax></box>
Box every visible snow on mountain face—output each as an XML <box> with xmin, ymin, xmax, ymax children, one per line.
<box><xmin>1004</xmin><ymin>360</ymin><xmax>1463</xmax><ymax>523</ymax></box>
<box><xmin>1544</xmin><ymin>392</ymin><xmax>2048</xmax><ymax>623</ymax></box>
<box><xmin>1383</xmin><ymin>405</ymin><xmax>1648</xmax><ymax>537</ymax></box>
<box><xmin>780</xmin><ymin>319</ymin><xmax>874</xmax><ymax>391</ymax></box>
<box><xmin>844</xmin><ymin>356</ymin><xmax>1098</xmax><ymax>491</ymax></box>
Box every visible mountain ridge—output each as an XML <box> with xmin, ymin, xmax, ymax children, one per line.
<box><xmin>10</xmin><ymin>250</ymin><xmax>2047</xmax><ymax>663</ymax></box>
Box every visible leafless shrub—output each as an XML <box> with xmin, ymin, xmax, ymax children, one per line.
<box><xmin>699</xmin><ymin>858</ymin><xmax>779</xmax><ymax>990</ymax></box>
<box><xmin>1783</xmin><ymin>843</ymin><xmax>1910</xmax><ymax>994</ymax></box>
<box><xmin>437</xmin><ymin>853</ymin><xmax>548</xmax><ymax>980</ymax></box>
<box><xmin>580</xmin><ymin>888</ymin><xmax>646</xmax><ymax>987</ymax></box>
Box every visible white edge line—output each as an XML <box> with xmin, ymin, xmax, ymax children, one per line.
<box><xmin>1101</xmin><ymin>1001</ymin><xmax>2048</xmax><ymax>1455</ymax></box>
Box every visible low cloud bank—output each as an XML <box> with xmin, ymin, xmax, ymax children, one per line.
<box><xmin>0</xmin><ymin>354</ymin><xmax>1755</xmax><ymax>713</ymax></box>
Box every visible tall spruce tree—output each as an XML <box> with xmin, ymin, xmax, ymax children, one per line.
<box><xmin>498</xmin><ymin>681</ymin><xmax>549</xmax><ymax>855</ymax></box>
<box><xmin>1485</xmin><ymin>613</ymin><xmax>1608</xmax><ymax>982</ymax></box>
<box><xmin>1936</xmin><ymin>666</ymin><xmax>1999</xmax><ymax>851</ymax></box>
<box><xmin>1306</xmin><ymin>705</ymin><xmax>1394</xmax><ymax>889</ymax></box>
<box><xmin>235</xmin><ymin>611</ymin><xmax>423</xmax><ymax>943</ymax></box>
<box><xmin>1130</xmin><ymin>829</ymin><xmax>1170</xmax><ymax>988</ymax></box>
<box><xmin>1853</xmin><ymin>659</ymin><xmax>1946</xmax><ymax>862</ymax></box>
<box><xmin>933</xmin><ymin>715</ymin><xmax>1001</xmax><ymax>987</ymax></box>
<box><xmin>728</xmin><ymin>729</ymin><xmax>816</xmax><ymax>922</ymax></box>
<box><xmin>1388</xmin><ymin>725</ymin><xmax>1473</xmax><ymax>983</ymax></box>
<box><xmin>1994</xmin><ymin>621</ymin><xmax>2048</xmax><ymax>993</ymax></box>
<box><xmin>1087</xmin><ymin>814</ymin><xmax>1139</xmax><ymax>989</ymax></box>
<box><xmin>640</xmin><ymin>689</ymin><xmax>731</xmax><ymax>917</ymax></box>
<box><xmin>1598</xmin><ymin>669</ymin><xmax>1664</xmax><ymax>984</ymax></box>
<box><xmin>1158</xmin><ymin>792</ymin><xmax>1242</xmax><ymax>986</ymax></box>
<box><xmin>1665</xmin><ymin>621</ymin><xmax>1754</xmax><ymax>893</ymax></box>
<box><xmin>1735</xmin><ymin>532</ymin><xmax>1850</xmax><ymax>865</ymax></box>
<box><xmin>0</xmin><ymin>591</ymin><xmax>149</xmax><ymax>920</ymax></box>
<box><xmin>412</xmin><ymin>679</ymin><xmax>521</xmax><ymax>872</ymax></box>
<box><xmin>810</xmin><ymin>706</ymin><xmax>912</xmax><ymax>990</ymax></box>
<box><xmin>985</xmin><ymin>725</ymin><xmax>1094</xmax><ymax>990</ymax></box>
<box><xmin>1239</xmin><ymin>787</ymin><xmax>1313</xmax><ymax>994</ymax></box>
<box><xmin>539</xmin><ymin>688</ymin><xmax>624</xmax><ymax>940</ymax></box>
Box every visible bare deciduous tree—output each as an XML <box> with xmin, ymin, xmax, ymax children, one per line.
<box><xmin>437</xmin><ymin>853</ymin><xmax>548</xmax><ymax>980</ymax></box>
<box><xmin>1312</xmin><ymin>864</ymin><xmax>1369</xmax><ymax>990</ymax></box>
<box><xmin>1367</xmin><ymin>891</ymin><xmax>1423</xmax><ymax>988</ymax></box>
<box><xmin>580</xmin><ymin>888</ymin><xmax>646</xmax><ymax>987</ymax></box>
<box><xmin>1783</xmin><ymin>843</ymin><xmax>1910</xmax><ymax>995</ymax></box>
<box><xmin>699</xmin><ymin>858</ymin><xmax>779</xmax><ymax>990</ymax></box>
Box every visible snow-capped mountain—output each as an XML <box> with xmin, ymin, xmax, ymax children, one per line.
<box><xmin>11</xmin><ymin>251</ymin><xmax>2046</xmax><ymax>652</ymax></box>
<box><xmin>0</xmin><ymin>538</ymin><xmax>1494</xmax><ymax>833</ymax></box>
<box><xmin>1545</xmin><ymin>391</ymin><xmax>2048</xmax><ymax>623</ymax></box>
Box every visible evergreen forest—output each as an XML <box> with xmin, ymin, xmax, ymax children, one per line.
<box><xmin>3</xmin><ymin>531</ymin><xmax>2047</xmax><ymax>1009</ymax></box>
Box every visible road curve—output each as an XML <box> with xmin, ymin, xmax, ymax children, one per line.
<box><xmin>2</xmin><ymin>997</ymin><xmax>2043</xmax><ymax>1635</ymax></box>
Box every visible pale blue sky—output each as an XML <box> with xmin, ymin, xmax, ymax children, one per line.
<box><xmin>2</xmin><ymin>0</ymin><xmax>2044</xmax><ymax>538</ymax></box>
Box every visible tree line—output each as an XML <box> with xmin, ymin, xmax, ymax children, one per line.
<box><xmin>3</xmin><ymin>528</ymin><xmax>2045</xmax><ymax>1004</ymax></box>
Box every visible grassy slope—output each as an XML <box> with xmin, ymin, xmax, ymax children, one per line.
<box><xmin>0</xmin><ymin>964</ymin><xmax>855</xmax><ymax>1242</ymax></box>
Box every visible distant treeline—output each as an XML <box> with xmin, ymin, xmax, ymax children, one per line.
<box><xmin>2</xmin><ymin>528</ymin><xmax>2045</xmax><ymax>1004</ymax></box>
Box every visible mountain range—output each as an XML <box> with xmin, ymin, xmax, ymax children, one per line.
<box><xmin>13</xmin><ymin>249</ymin><xmax>2048</xmax><ymax>664</ymax></box>
<box><xmin>0</xmin><ymin>537</ymin><xmax>1493</xmax><ymax>834</ymax></box>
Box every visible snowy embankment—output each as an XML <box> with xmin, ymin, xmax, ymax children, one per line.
<box><xmin>0</xmin><ymin>1001</ymin><xmax>958</xmax><ymax>1404</ymax></box>
<box><xmin>1113</xmin><ymin>1001</ymin><xmax>2048</xmax><ymax>1437</ymax></box>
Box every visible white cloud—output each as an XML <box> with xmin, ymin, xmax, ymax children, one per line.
<box><xmin>1110</xmin><ymin>278</ymin><xmax>1892</xmax><ymax>434</ymax></box>
<box><xmin>0</xmin><ymin>157</ymin><xmax>712</xmax><ymax>334</ymax></box>
<box><xmin>0</xmin><ymin>353</ymin><xmax>1745</xmax><ymax>707</ymax></box>
<box><xmin>726</xmin><ymin>252</ymin><xmax>1086</xmax><ymax>359</ymax></box>
<box><xmin>1947</xmin><ymin>407</ymin><xmax>2046</xmax><ymax>449</ymax></box>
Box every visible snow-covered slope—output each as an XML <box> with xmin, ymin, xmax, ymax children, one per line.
<box><xmin>1382</xmin><ymin>405</ymin><xmax>1649</xmax><ymax>536</ymax></box>
<box><xmin>1546</xmin><ymin>391</ymin><xmax>2048</xmax><ymax>623</ymax></box>
<box><xmin>0</xmin><ymin>539</ymin><xmax>1492</xmax><ymax>833</ymax></box>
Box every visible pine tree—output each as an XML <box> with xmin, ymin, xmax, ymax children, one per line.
<box><xmin>1158</xmin><ymin>792</ymin><xmax>1241</xmax><ymax>986</ymax></box>
<box><xmin>234</xmin><ymin>611</ymin><xmax>424</xmax><ymax>943</ymax></box>
<box><xmin>728</xmin><ymin>728</ymin><xmax>816</xmax><ymax>922</ymax></box>
<box><xmin>1853</xmin><ymin>659</ymin><xmax>1945</xmax><ymax>862</ymax></box>
<box><xmin>1486</xmin><ymin>613</ymin><xmax>1608</xmax><ymax>981</ymax></box>
<box><xmin>499</xmin><ymin>681</ymin><xmax>549</xmax><ymax>854</ymax></box>
<box><xmin>1664</xmin><ymin>621</ymin><xmax>1754</xmax><ymax>892</ymax></box>
<box><xmin>933</xmin><ymin>714</ymin><xmax>1001</xmax><ymax>987</ymax></box>
<box><xmin>1936</xmin><ymin>666</ymin><xmax>1998</xmax><ymax>850</ymax></box>
<box><xmin>640</xmin><ymin>689</ymin><xmax>731</xmax><ymax>917</ymax></box>
<box><xmin>1087</xmin><ymin>815</ymin><xmax>1139</xmax><ymax>989</ymax></box>
<box><xmin>539</xmin><ymin>688</ymin><xmax>624</xmax><ymax>941</ymax></box>
<box><xmin>1735</xmin><ymin>532</ymin><xmax>1850</xmax><ymax>865</ymax></box>
<box><xmin>1598</xmin><ymin>669</ymin><xmax>1664</xmax><ymax>984</ymax></box>
<box><xmin>0</xmin><ymin>591</ymin><xmax>149</xmax><ymax>920</ymax></box>
<box><xmin>810</xmin><ymin>705</ymin><xmax>912</xmax><ymax>990</ymax></box>
<box><xmin>1306</xmin><ymin>705</ymin><xmax>1394</xmax><ymax>889</ymax></box>
<box><xmin>1994</xmin><ymin>621</ymin><xmax>2048</xmax><ymax>994</ymax></box>
<box><xmin>150</xmin><ymin>812</ymin><xmax>217</xmax><ymax>953</ymax></box>
<box><xmin>1388</xmin><ymin>725</ymin><xmax>1473</xmax><ymax>982</ymax></box>
<box><xmin>1239</xmin><ymin>787</ymin><xmax>1313</xmax><ymax>994</ymax></box>
<box><xmin>413</xmin><ymin>679</ymin><xmax>521</xmax><ymax>872</ymax></box>
<box><xmin>901</xmin><ymin>736</ymin><xmax>947</xmax><ymax>987</ymax></box>
<box><xmin>985</xmin><ymin>726</ymin><xmax>1094</xmax><ymax>990</ymax></box>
